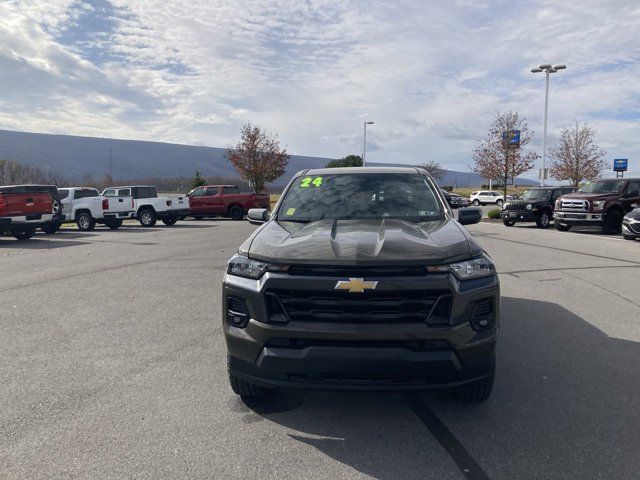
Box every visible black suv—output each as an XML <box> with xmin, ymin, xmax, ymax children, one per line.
<box><xmin>500</xmin><ymin>186</ymin><xmax>576</xmax><ymax>228</ymax></box>
<box><xmin>223</xmin><ymin>167</ymin><xmax>499</xmax><ymax>402</ymax></box>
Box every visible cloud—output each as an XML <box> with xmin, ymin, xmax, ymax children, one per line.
<box><xmin>0</xmin><ymin>0</ymin><xmax>639</xmax><ymax>177</ymax></box>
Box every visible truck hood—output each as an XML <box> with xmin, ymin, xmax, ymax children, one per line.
<box><xmin>560</xmin><ymin>192</ymin><xmax>617</xmax><ymax>201</ymax></box>
<box><xmin>245</xmin><ymin>218</ymin><xmax>479</xmax><ymax>265</ymax></box>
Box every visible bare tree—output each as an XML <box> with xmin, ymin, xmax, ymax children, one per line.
<box><xmin>472</xmin><ymin>111</ymin><xmax>538</xmax><ymax>197</ymax></box>
<box><xmin>420</xmin><ymin>161</ymin><xmax>445</xmax><ymax>180</ymax></box>
<box><xmin>225</xmin><ymin>123</ymin><xmax>289</xmax><ymax>193</ymax></box>
<box><xmin>549</xmin><ymin>122</ymin><xmax>606</xmax><ymax>187</ymax></box>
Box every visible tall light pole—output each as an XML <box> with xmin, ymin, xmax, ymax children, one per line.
<box><xmin>531</xmin><ymin>63</ymin><xmax>566</xmax><ymax>186</ymax></box>
<box><xmin>363</xmin><ymin>121</ymin><xmax>374</xmax><ymax>167</ymax></box>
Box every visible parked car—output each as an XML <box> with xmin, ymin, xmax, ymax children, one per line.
<box><xmin>224</xmin><ymin>167</ymin><xmax>497</xmax><ymax>402</ymax></box>
<box><xmin>554</xmin><ymin>178</ymin><xmax>640</xmax><ymax>234</ymax></box>
<box><xmin>102</xmin><ymin>186</ymin><xmax>189</xmax><ymax>227</ymax></box>
<box><xmin>0</xmin><ymin>185</ymin><xmax>53</xmax><ymax>240</ymax></box>
<box><xmin>58</xmin><ymin>187</ymin><xmax>133</xmax><ymax>231</ymax></box>
<box><xmin>500</xmin><ymin>186</ymin><xmax>577</xmax><ymax>228</ymax></box>
<box><xmin>440</xmin><ymin>189</ymin><xmax>470</xmax><ymax>209</ymax></box>
<box><xmin>470</xmin><ymin>190</ymin><xmax>504</xmax><ymax>206</ymax></box>
<box><xmin>622</xmin><ymin>205</ymin><xmax>640</xmax><ymax>241</ymax></box>
<box><xmin>187</xmin><ymin>185</ymin><xmax>270</xmax><ymax>220</ymax></box>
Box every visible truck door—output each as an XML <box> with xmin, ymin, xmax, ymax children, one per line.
<box><xmin>188</xmin><ymin>187</ymin><xmax>206</xmax><ymax>214</ymax></box>
<box><xmin>205</xmin><ymin>186</ymin><xmax>225</xmax><ymax>214</ymax></box>
<box><xmin>622</xmin><ymin>181</ymin><xmax>640</xmax><ymax>212</ymax></box>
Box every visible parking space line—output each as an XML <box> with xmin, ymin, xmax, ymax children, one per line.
<box><xmin>405</xmin><ymin>393</ymin><xmax>490</xmax><ymax>480</ymax></box>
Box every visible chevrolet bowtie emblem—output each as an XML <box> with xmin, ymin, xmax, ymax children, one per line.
<box><xmin>334</xmin><ymin>278</ymin><xmax>378</xmax><ymax>293</ymax></box>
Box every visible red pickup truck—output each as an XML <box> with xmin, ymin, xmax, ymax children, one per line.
<box><xmin>0</xmin><ymin>185</ymin><xmax>54</xmax><ymax>240</ymax></box>
<box><xmin>186</xmin><ymin>185</ymin><xmax>270</xmax><ymax>220</ymax></box>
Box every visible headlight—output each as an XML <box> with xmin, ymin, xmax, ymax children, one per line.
<box><xmin>502</xmin><ymin>202</ymin><xmax>509</xmax><ymax>210</ymax></box>
<box><xmin>526</xmin><ymin>204</ymin><xmax>532</xmax><ymax>210</ymax></box>
<box><xmin>427</xmin><ymin>254</ymin><xmax>496</xmax><ymax>280</ymax></box>
<box><xmin>555</xmin><ymin>199</ymin><xmax>561</xmax><ymax>210</ymax></box>
<box><xmin>592</xmin><ymin>200</ymin><xmax>606</xmax><ymax>210</ymax></box>
<box><xmin>227</xmin><ymin>253</ymin><xmax>288</xmax><ymax>279</ymax></box>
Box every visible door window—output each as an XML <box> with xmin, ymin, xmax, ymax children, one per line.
<box><xmin>625</xmin><ymin>181</ymin><xmax>640</xmax><ymax>198</ymax></box>
<box><xmin>103</xmin><ymin>189</ymin><xmax>117</xmax><ymax>197</ymax></box>
<box><xmin>222</xmin><ymin>186</ymin><xmax>240</xmax><ymax>195</ymax></box>
<box><xmin>205</xmin><ymin>187</ymin><xmax>219</xmax><ymax>196</ymax></box>
<box><xmin>191</xmin><ymin>187</ymin><xmax>206</xmax><ymax>197</ymax></box>
<box><xmin>118</xmin><ymin>189</ymin><xmax>131</xmax><ymax>197</ymax></box>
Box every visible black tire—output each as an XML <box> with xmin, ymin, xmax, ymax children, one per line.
<box><xmin>106</xmin><ymin>219</ymin><xmax>123</xmax><ymax>230</ymax></box>
<box><xmin>229</xmin><ymin>205</ymin><xmax>244</xmax><ymax>221</ymax></box>
<box><xmin>138</xmin><ymin>209</ymin><xmax>157</xmax><ymax>227</ymax></box>
<box><xmin>194</xmin><ymin>216</ymin><xmax>204</xmax><ymax>220</ymax></box>
<box><xmin>536</xmin><ymin>211</ymin><xmax>551</xmax><ymax>229</ymax></box>
<box><xmin>76</xmin><ymin>212</ymin><xmax>96</xmax><ymax>231</ymax></box>
<box><xmin>162</xmin><ymin>217</ymin><xmax>178</xmax><ymax>226</ymax></box>
<box><xmin>503</xmin><ymin>219</ymin><xmax>515</xmax><ymax>227</ymax></box>
<box><xmin>623</xmin><ymin>233</ymin><xmax>636</xmax><ymax>241</ymax></box>
<box><xmin>555</xmin><ymin>222</ymin><xmax>571</xmax><ymax>232</ymax></box>
<box><xmin>13</xmin><ymin>227</ymin><xmax>36</xmax><ymax>241</ymax></box>
<box><xmin>472</xmin><ymin>199</ymin><xmax>480</xmax><ymax>206</ymax></box>
<box><xmin>456</xmin><ymin>357</ymin><xmax>495</xmax><ymax>403</ymax></box>
<box><xmin>496</xmin><ymin>199</ymin><xmax>504</xmax><ymax>207</ymax></box>
<box><xmin>228</xmin><ymin>359</ymin><xmax>265</xmax><ymax>398</ymax></box>
<box><xmin>602</xmin><ymin>211</ymin><xmax>622</xmax><ymax>235</ymax></box>
<box><xmin>41</xmin><ymin>221</ymin><xmax>61</xmax><ymax>234</ymax></box>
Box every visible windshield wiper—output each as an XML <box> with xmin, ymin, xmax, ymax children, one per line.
<box><xmin>280</xmin><ymin>218</ymin><xmax>313</xmax><ymax>223</ymax></box>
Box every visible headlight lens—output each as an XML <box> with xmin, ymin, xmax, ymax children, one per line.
<box><xmin>592</xmin><ymin>200</ymin><xmax>606</xmax><ymax>210</ymax></box>
<box><xmin>227</xmin><ymin>253</ymin><xmax>288</xmax><ymax>279</ymax></box>
<box><xmin>526</xmin><ymin>204</ymin><xmax>532</xmax><ymax>210</ymax></box>
<box><xmin>427</xmin><ymin>254</ymin><xmax>496</xmax><ymax>280</ymax></box>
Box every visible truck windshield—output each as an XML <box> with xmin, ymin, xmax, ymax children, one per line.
<box><xmin>278</xmin><ymin>173</ymin><xmax>444</xmax><ymax>223</ymax></box>
<box><xmin>519</xmin><ymin>189</ymin><xmax>550</xmax><ymax>201</ymax></box>
<box><xmin>578</xmin><ymin>180</ymin><xmax>625</xmax><ymax>194</ymax></box>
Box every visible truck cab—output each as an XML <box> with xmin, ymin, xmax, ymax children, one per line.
<box><xmin>103</xmin><ymin>186</ymin><xmax>189</xmax><ymax>227</ymax></box>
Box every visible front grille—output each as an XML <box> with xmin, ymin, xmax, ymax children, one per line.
<box><xmin>561</xmin><ymin>199</ymin><xmax>589</xmax><ymax>212</ymax></box>
<box><xmin>503</xmin><ymin>203</ymin><xmax>527</xmax><ymax>212</ymax></box>
<box><xmin>288</xmin><ymin>265</ymin><xmax>427</xmax><ymax>277</ymax></box>
<box><xmin>626</xmin><ymin>220</ymin><xmax>640</xmax><ymax>234</ymax></box>
<box><xmin>266</xmin><ymin>288</ymin><xmax>450</xmax><ymax>324</ymax></box>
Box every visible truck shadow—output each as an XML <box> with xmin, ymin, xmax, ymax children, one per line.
<box><xmin>0</xmin><ymin>238</ymin><xmax>91</xmax><ymax>249</ymax></box>
<box><xmin>239</xmin><ymin>297</ymin><xmax>640</xmax><ymax>480</ymax></box>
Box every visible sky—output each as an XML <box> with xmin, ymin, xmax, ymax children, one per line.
<box><xmin>0</xmin><ymin>0</ymin><xmax>639</xmax><ymax>179</ymax></box>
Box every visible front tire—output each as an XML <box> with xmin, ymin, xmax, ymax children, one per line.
<box><xmin>13</xmin><ymin>227</ymin><xmax>36</xmax><ymax>241</ymax></box>
<box><xmin>41</xmin><ymin>221</ymin><xmax>61</xmax><ymax>234</ymax></box>
<box><xmin>106</xmin><ymin>219</ymin><xmax>123</xmax><ymax>230</ymax></box>
<box><xmin>228</xmin><ymin>358</ymin><xmax>265</xmax><ymax>398</ymax></box>
<box><xmin>602</xmin><ymin>211</ymin><xmax>622</xmax><ymax>235</ymax></box>
<box><xmin>496</xmin><ymin>199</ymin><xmax>504</xmax><ymax>207</ymax></box>
<box><xmin>456</xmin><ymin>356</ymin><xmax>495</xmax><ymax>403</ymax></box>
<box><xmin>555</xmin><ymin>222</ymin><xmax>571</xmax><ymax>232</ymax></box>
<box><xmin>138</xmin><ymin>209</ymin><xmax>157</xmax><ymax>227</ymax></box>
<box><xmin>503</xmin><ymin>219</ymin><xmax>515</xmax><ymax>227</ymax></box>
<box><xmin>472</xmin><ymin>199</ymin><xmax>480</xmax><ymax>206</ymax></box>
<box><xmin>229</xmin><ymin>205</ymin><xmax>244</xmax><ymax>221</ymax></box>
<box><xmin>536</xmin><ymin>211</ymin><xmax>551</xmax><ymax>229</ymax></box>
<box><xmin>623</xmin><ymin>233</ymin><xmax>637</xmax><ymax>241</ymax></box>
<box><xmin>76</xmin><ymin>212</ymin><xmax>96</xmax><ymax>231</ymax></box>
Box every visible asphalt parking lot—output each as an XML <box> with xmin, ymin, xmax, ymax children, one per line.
<box><xmin>1</xmin><ymin>220</ymin><xmax>639</xmax><ymax>479</ymax></box>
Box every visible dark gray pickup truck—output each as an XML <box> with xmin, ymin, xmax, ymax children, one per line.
<box><xmin>222</xmin><ymin>167</ymin><xmax>499</xmax><ymax>402</ymax></box>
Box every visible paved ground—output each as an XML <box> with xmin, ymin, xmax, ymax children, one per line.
<box><xmin>1</xmin><ymin>220</ymin><xmax>639</xmax><ymax>479</ymax></box>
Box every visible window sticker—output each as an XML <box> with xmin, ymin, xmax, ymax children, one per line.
<box><xmin>300</xmin><ymin>176</ymin><xmax>323</xmax><ymax>188</ymax></box>
<box><xmin>286</xmin><ymin>207</ymin><xmax>296</xmax><ymax>216</ymax></box>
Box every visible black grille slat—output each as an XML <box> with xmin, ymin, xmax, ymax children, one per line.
<box><xmin>504</xmin><ymin>203</ymin><xmax>526</xmax><ymax>212</ymax></box>
<box><xmin>268</xmin><ymin>289</ymin><xmax>448</xmax><ymax>324</ymax></box>
<box><xmin>288</xmin><ymin>265</ymin><xmax>427</xmax><ymax>277</ymax></box>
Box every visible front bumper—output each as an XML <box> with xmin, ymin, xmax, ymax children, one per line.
<box><xmin>223</xmin><ymin>271</ymin><xmax>499</xmax><ymax>390</ymax></box>
<box><xmin>623</xmin><ymin>220</ymin><xmax>640</xmax><ymax>238</ymax></box>
<box><xmin>500</xmin><ymin>210</ymin><xmax>537</xmax><ymax>222</ymax></box>
<box><xmin>158</xmin><ymin>208</ymin><xmax>190</xmax><ymax>219</ymax></box>
<box><xmin>554</xmin><ymin>211</ymin><xmax>605</xmax><ymax>226</ymax></box>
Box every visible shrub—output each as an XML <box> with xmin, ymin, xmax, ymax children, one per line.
<box><xmin>488</xmin><ymin>209</ymin><xmax>501</xmax><ymax>219</ymax></box>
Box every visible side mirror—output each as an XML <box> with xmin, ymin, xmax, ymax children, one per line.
<box><xmin>247</xmin><ymin>208</ymin><xmax>269</xmax><ymax>224</ymax></box>
<box><xmin>631</xmin><ymin>203</ymin><xmax>639</xmax><ymax>209</ymax></box>
<box><xmin>458</xmin><ymin>207</ymin><xmax>482</xmax><ymax>225</ymax></box>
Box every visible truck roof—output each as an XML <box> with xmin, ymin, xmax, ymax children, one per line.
<box><xmin>205</xmin><ymin>185</ymin><xmax>237</xmax><ymax>188</ymax></box>
<box><xmin>302</xmin><ymin>166</ymin><xmax>425</xmax><ymax>175</ymax></box>
<box><xmin>108</xmin><ymin>185</ymin><xmax>155</xmax><ymax>189</ymax></box>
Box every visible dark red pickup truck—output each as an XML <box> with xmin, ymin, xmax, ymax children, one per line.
<box><xmin>0</xmin><ymin>185</ymin><xmax>54</xmax><ymax>240</ymax></box>
<box><xmin>187</xmin><ymin>185</ymin><xmax>270</xmax><ymax>220</ymax></box>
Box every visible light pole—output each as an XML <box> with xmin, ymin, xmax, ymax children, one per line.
<box><xmin>362</xmin><ymin>121</ymin><xmax>374</xmax><ymax>167</ymax></box>
<box><xmin>531</xmin><ymin>63</ymin><xmax>566</xmax><ymax>186</ymax></box>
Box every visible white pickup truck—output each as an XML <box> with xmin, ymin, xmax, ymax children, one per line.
<box><xmin>102</xmin><ymin>186</ymin><xmax>190</xmax><ymax>227</ymax></box>
<box><xmin>58</xmin><ymin>187</ymin><xmax>133</xmax><ymax>231</ymax></box>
